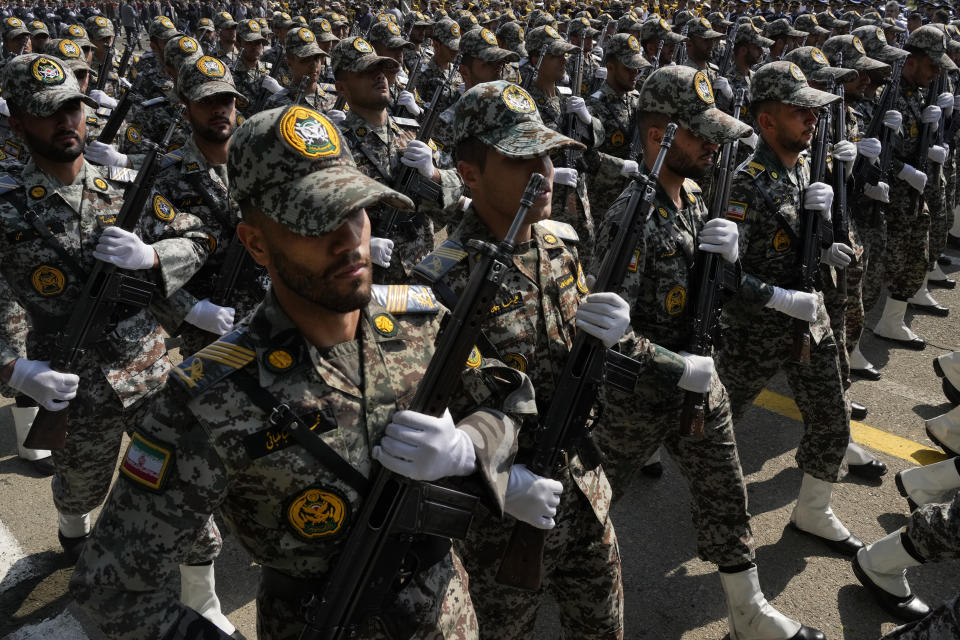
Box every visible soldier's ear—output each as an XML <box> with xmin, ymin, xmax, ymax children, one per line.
<box><xmin>457</xmin><ymin>159</ymin><xmax>482</xmax><ymax>189</ymax></box>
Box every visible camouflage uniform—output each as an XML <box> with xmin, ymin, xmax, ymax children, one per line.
<box><xmin>119</xmin><ymin>88</ymin><xmax>190</xmax><ymax>155</ymax></box>
<box><xmin>565</xmin><ymin>17</ymin><xmax>601</xmax><ymax>95</ymax></box>
<box><xmin>71</xmin><ymin>104</ymin><xmax>525</xmax><ymax>640</ymax></box>
<box><xmin>882</xmin><ymin>593</ymin><xmax>960</xmax><ymax>640</ymax></box>
<box><xmin>264</xmin><ymin>26</ymin><xmax>336</xmax><ymax>113</ymax></box>
<box><xmin>415</xmin><ymin>18</ymin><xmax>462</xmax><ymax>111</ymax></box>
<box><xmin>233</xmin><ymin>19</ymin><xmax>271</xmax><ymax>117</ymax></box>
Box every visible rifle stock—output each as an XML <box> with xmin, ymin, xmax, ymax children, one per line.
<box><xmin>830</xmin><ymin>52</ymin><xmax>848</xmax><ymax>299</ymax></box>
<box><xmin>495</xmin><ymin>125</ymin><xmax>679</xmax><ymax>591</ymax></box>
<box><xmin>520</xmin><ymin>53</ymin><xmax>544</xmax><ymax>91</ymax></box>
<box><xmin>93</xmin><ymin>44</ymin><xmax>114</xmax><ymax>92</ymax></box>
<box><xmin>23</xmin><ymin>107</ymin><xmax>184</xmax><ymax>450</ymax></box>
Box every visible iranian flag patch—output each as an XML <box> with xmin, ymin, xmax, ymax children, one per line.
<box><xmin>120</xmin><ymin>432</ymin><xmax>174</xmax><ymax>491</ymax></box>
<box><xmin>726</xmin><ymin>201</ymin><xmax>747</xmax><ymax>221</ymax></box>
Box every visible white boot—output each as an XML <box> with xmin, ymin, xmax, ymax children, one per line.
<box><xmin>852</xmin><ymin>529</ymin><xmax>930</xmax><ymax>620</ymax></box>
<box><xmin>907</xmin><ymin>276</ymin><xmax>942</xmax><ymax>307</ymax></box>
<box><xmin>895</xmin><ymin>458</ymin><xmax>960</xmax><ymax>508</ymax></box>
<box><xmin>11</xmin><ymin>405</ymin><xmax>49</xmax><ymax>462</ymax></box>
<box><xmin>179</xmin><ymin>563</ymin><xmax>236</xmax><ymax>635</ymax></box>
<box><xmin>790</xmin><ymin>474</ymin><xmax>862</xmax><ymax>555</ymax></box>
<box><xmin>58</xmin><ymin>512</ymin><xmax>90</xmax><ymax>537</ymax></box>
<box><xmin>873</xmin><ymin>297</ymin><xmax>924</xmax><ymax>347</ymax></box>
<box><xmin>718</xmin><ymin>566</ymin><xmax>810</xmax><ymax>640</ymax></box>
<box><xmin>935</xmin><ymin>351</ymin><xmax>960</xmax><ymax>391</ymax></box>
<box><xmin>849</xmin><ymin>344</ymin><xmax>875</xmax><ymax>371</ymax></box>
<box><xmin>928</xmin><ymin>263</ymin><xmax>948</xmax><ymax>281</ymax></box>
<box><xmin>845</xmin><ymin>442</ymin><xmax>876</xmax><ymax>465</ymax></box>
<box><xmin>925</xmin><ymin>406</ymin><xmax>960</xmax><ymax>456</ymax></box>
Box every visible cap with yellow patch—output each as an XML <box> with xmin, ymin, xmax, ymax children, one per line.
<box><xmin>750</xmin><ymin>60</ymin><xmax>842</xmax><ymax>108</ymax></box>
<box><xmin>783</xmin><ymin>46</ymin><xmax>859</xmax><ymax>85</ymax></box>
<box><xmin>163</xmin><ymin>35</ymin><xmax>201</xmax><ymax>71</ymax></box>
<box><xmin>84</xmin><ymin>14</ymin><xmax>115</xmax><ymax>39</ymax></box>
<box><xmin>41</xmin><ymin>38</ymin><xmax>93</xmax><ymax>73</ymax></box>
<box><xmin>367</xmin><ymin>20</ymin><xmax>413</xmax><ymax>48</ymax></box>
<box><xmin>178</xmin><ymin>55</ymin><xmax>245</xmax><ymax>102</ymax></box>
<box><xmin>432</xmin><ymin>17</ymin><xmax>462</xmax><ymax>49</ymax></box>
<box><xmin>148</xmin><ymin>15</ymin><xmax>180</xmax><ymax>40</ymax></box>
<box><xmin>285</xmin><ymin>27</ymin><xmax>328</xmax><ymax>58</ymax></box>
<box><xmin>1</xmin><ymin>54</ymin><xmax>97</xmax><ymax>117</ymax></box>
<box><xmin>526</xmin><ymin>25</ymin><xmax>577</xmax><ymax>56</ymax></box>
<box><xmin>330</xmin><ymin>36</ymin><xmax>400</xmax><ymax>74</ymax></box>
<box><xmin>460</xmin><ymin>27</ymin><xmax>519</xmax><ymax>62</ymax></box>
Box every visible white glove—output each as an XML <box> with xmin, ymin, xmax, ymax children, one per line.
<box><xmin>677</xmin><ymin>351</ymin><xmax>715</xmax><ymax>394</ymax></box>
<box><xmin>928</xmin><ymin>144</ymin><xmax>948</xmax><ymax>164</ymax></box>
<box><xmin>713</xmin><ymin>75</ymin><xmax>733</xmax><ymax>101</ymax></box>
<box><xmin>85</xmin><ymin>140</ymin><xmax>129</xmax><ymax>168</ymax></box>
<box><xmin>856</xmin><ymin>137</ymin><xmax>881</xmax><ymax>159</ymax></box>
<box><xmin>261</xmin><ymin>75</ymin><xmax>283</xmax><ymax>94</ymax></box>
<box><xmin>397</xmin><ymin>90</ymin><xmax>422</xmax><ymax>116</ymax></box>
<box><xmin>764</xmin><ymin>285</ymin><xmax>818</xmax><ymax>322</ymax></box>
<box><xmin>922</xmin><ymin>105</ymin><xmax>942</xmax><ymax>131</ymax></box>
<box><xmin>863</xmin><ymin>181</ymin><xmax>890</xmax><ymax>203</ymax></box>
<box><xmin>0</xmin><ymin>97</ymin><xmax>8</xmax><ymax>118</ymax></box>
<box><xmin>400</xmin><ymin>139</ymin><xmax>435</xmax><ymax>179</ymax></box>
<box><xmin>566</xmin><ymin>95</ymin><xmax>591</xmax><ymax>125</ymax></box>
<box><xmin>326</xmin><ymin>108</ymin><xmax>346</xmax><ymax>124</ymax></box>
<box><xmin>185</xmin><ymin>299</ymin><xmax>235</xmax><ymax>334</ymax></box>
<box><xmin>575</xmin><ymin>291</ymin><xmax>631</xmax><ymax>348</ymax></box>
<box><xmin>821</xmin><ymin>242</ymin><xmax>854</xmax><ymax>268</ymax></box>
<box><xmin>92</xmin><ymin>226</ymin><xmax>156</xmax><ymax>270</ymax></box>
<box><xmin>372</xmin><ymin>409</ymin><xmax>476</xmax><ymax>481</ymax></box>
<box><xmin>741</xmin><ymin>131</ymin><xmax>759</xmax><ymax>150</ymax></box>
<box><xmin>882</xmin><ymin>109</ymin><xmax>902</xmax><ymax>131</ymax></box>
<box><xmin>831</xmin><ymin>139</ymin><xmax>856</xmax><ymax>163</ymax></box>
<box><xmin>88</xmin><ymin>89</ymin><xmax>118</xmax><ymax>109</ymax></box>
<box><xmin>897</xmin><ymin>163</ymin><xmax>928</xmax><ymax>192</ymax></box>
<box><xmin>562</xmin><ymin>71</ymin><xmax>570</xmax><ymax>84</ymax></box>
<box><xmin>698</xmin><ymin>217</ymin><xmax>739</xmax><ymax>263</ymax></box>
<box><xmin>460</xmin><ymin>196</ymin><xmax>471</xmax><ymax>211</ymax></box>
<box><xmin>554</xmin><ymin>167</ymin><xmax>578</xmax><ymax>187</ymax></box>
<box><xmin>803</xmin><ymin>181</ymin><xmax>833</xmax><ymax>219</ymax></box>
<box><xmin>938</xmin><ymin>91</ymin><xmax>954</xmax><ymax>117</ymax></box>
<box><xmin>397</xmin><ymin>70</ymin><xmax>409</xmax><ymax>84</ymax></box>
<box><xmin>370</xmin><ymin>236</ymin><xmax>394</xmax><ymax>268</ymax></box>
<box><xmin>594</xmin><ymin>66</ymin><xmax>607</xmax><ymax>80</ymax></box>
<box><xmin>619</xmin><ymin>159</ymin><xmax>639</xmax><ymax>177</ymax></box>
<box><xmin>8</xmin><ymin>358</ymin><xmax>79</xmax><ymax>411</ymax></box>
<box><xmin>118</xmin><ymin>77</ymin><xmax>132</xmax><ymax>90</ymax></box>
<box><xmin>592</xmin><ymin>45</ymin><xmax>604</xmax><ymax>59</ymax></box>
<box><xmin>503</xmin><ymin>464</ymin><xmax>563</xmax><ymax>529</ymax></box>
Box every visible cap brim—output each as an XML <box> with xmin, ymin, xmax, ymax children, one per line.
<box><xmin>783</xmin><ymin>85</ymin><xmax>841</xmax><ymax>107</ymax></box>
<box><xmin>684</xmin><ymin>107</ymin><xmax>754</xmax><ymax>144</ymax></box>
<box><xmin>696</xmin><ymin>28</ymin><xmax>725</xmax><ymax>38</ymax></box>
<box><xmin>811</xmin><ymin>66</ymin><xmax>859</xmax><ymax>83</ymax></box>
<box><xmin>477</xmin><ymin>120</ymin><xmax>585</xmax><ymax>159</ymax></box>
<box><xmin>852</xmin><ymin>56</ymin><xmax>890</xmax><ymax>73</ymax></box>
<box><xmin>381</xmin><ymin>36</ymin><xmax>414</xmax><ymax>48</ymax></box>
<box><xmin>185</xmin><ymin>81</ymin><xmax>245</xmax><ymax>102</ymax></box>
<box><xmin>617</xmin><ymin>52</ymin><xmax>650</xmax><ymax>69</ymax></box>
<box><xmin>475</xmin><ymin>46</ymin><xmax>520</xmax><ymax>62</ymax></box>
<box><xmin>438</xmin><ymin>37</ymin><xmax>461</xmax><ymax>50</ymax></box>
<box><xmin>288</xmin><ymin>43</ymin><xmax>329</xmax><ymax>58</ymax></box>
<box><xmin>239</xmin><ymin>33</ymin><xmax>268</xmax><ymax>42</ymax></box>
<box><xmin>543</xmin><ymin>40</ymin><xmax>578</xmax><ymax>55</ymax></box>
<box><xmin>663</xmin><ymin>31</ymin><xmax>687</xmax><ymax>43</ymax></box>
<box><xmin>27</xmin><ymin>89</ymin><xmax>97</xmax><ymax>117</ymax></box>
<box><xmin>935</xmin><ymin>52</ymin><xmax>958</xmax><ymax>70</ymax></box>
<box><xmin>346</xmin><ymin>55</ymin><xmax>401</xmax><ymax>73</ymax></box>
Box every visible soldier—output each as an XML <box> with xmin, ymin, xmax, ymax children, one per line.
<box><xmin>593</xmin><ymin>65</ymin><xmax>825</xmax><ymax>640</ymax></box>
<box><xmin>1</xmin><ymin>17</ymin><xmax>32</xmax><ymax>57</ymax></box>
<box><xmin>265</xmin><ymin>27</ymin><xmax>334</xmax><ymax>112</ymax></box>
<box><xmin>764</xmin><ymin>18</ymin><xmax>808</xmax><ymax>59</ymax></box>
<box><xmin>42</xmin><ymin>37</ymin><xmax>106</xmax><ymax>144</ymax></box>
<box><xmin>724</xmin><ymin>23</ymin><xmax>775</xmax><ymax>160</ymax></box>
<box><xmin>366</xmin><ymin>20</ymin><xmax>417</xmax><ymax>107</ymax></box>
<box><xmin>584</xmin><ymin>33</ymin><xmax>647</xmax><ymax>215</ymax></box>
<box><xmin>71</xmin><ymin>103</ymin><xmax>536</xmax><ymax>640</ymax></box>
<box><xmin>636</xmin><ymin>16</ymin><xmax>686</xmax><ymax>87</ymax></box>
<box><xmin>416</xmin><ymin>17</ymin><xmax>461</xmax><ymax>108</ymax></box>
<box><xmin>306</xmin><ymin>18</ymin><xmax>339</xmax><ymax>85</ymax></box>
<box><xmin>128</xmin><ymin>16</ymin><xmax>180</xmax><ymax>103</ymax></box>
<box><xmin>232</xmin><ymin>19</ymin><xmax>273</xmax><ymax>117</ymax></box>
<box><xmin>416</xmin><ymin>79</ymin><xmax>626</xmax><ymax>640</ymax></box>
<box><xmin>402</xmin><ymin>9</ymin><xmax>433</xmax><ymax>73</ymax></box>
<box><xmin>794</xmin><ymin>14</ymin><xmax>832</xmax><ymax>48</ymax></box>
<box><xmin>212</xmin><ymin>10</ymin><xmax>238</xmax><ymax>65</ymax></box>
<box><xmin>85</xmin><ymin>14</ymin><xmax>118</xmax><ymax>94</ymax></box>
<box><xmin>332</xmin><ymin>36</ymin><xmax>463</xmax><ymax>284</ymax></box>
<box><xmin>716</xmin><ymin>61</ymin><xmax>864</xmax><ymax>557</ymax></box>
<box><xmin>494</xmin><ymin>20</ymin><xmax>524</xmax><ymax>84</ymax></box>
<box><xmin>28</xmin><ymin>18</ymin><xmax>49</xmax><ymax>51</ymax></box>
<box><xmin>196</xmin><ymin>16</ymin><xmax>216</xmax><ymax>54</ymax></box>
<box><xmin>565</xmin><ymin>16</ymin><xmax>600</xmax><ymax>95</ymax></box>
<box><xmin>263</xmin><ymin>10</ymin><xmax>295</xmax><ymax>66</ymax></box>
<box><xmin>0</xmin><ymin>54</ymin><xmax>210</xmax><ymax>559</ymax></box>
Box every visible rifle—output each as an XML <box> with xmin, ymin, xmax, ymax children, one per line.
<box><xmin>673</xmin><ymin>22</ymin><xmax>690</xmax><ymax>65</ymax></box>
<box><xmin>907</xmin><ymin>74</ymin><xmax>943</xmax><ymax>222</ymax></box>
<box><xmin>93</xmin><ymin>44</ymin><xmax>114</xmax><ymax>92</ymax></box>
<box><xmin>115</xmin><ymin>45</ymin><xmax>134</xmax><ymax>85</ymax></box>
<box><xmin>864</xmin><ymin>57</ymin><xmax>904</xmax><ymax>226</ymax></box>
<box><xmin>209</xmin><ymin>230</ymin><xmax>247</xmax><ymax>307</ymax></box>
<box><xmin>372</xmin><ymin>51</ymin><xmax>462</xmax><ymax>240</ymax></box>
<box><xmin>299</xmin><ymin>173</ymin><xmax>546</xmax><ymax>640</ymax></box>
<box><xmin>717</xmin><ymin>22</ymin><xmax>737</xmax><ymax>77</ymax></box>
<box><xmin>792</xmin><ymin>97</ymin><xmax>829</xmax><ymax>364</ymax></box>
<box><xmin>851</xmin><ymin>56</ymin><xmax>903</xmax><ymax>191</ymax></box>
<box><xmin>555</xmin><ymin>39</ymin><xmax>587</xmax><ymax>212</ymax></box>
<box><xmin>587</xmin><ymin>16</ymin><xmax>612</xmax><ymax>94</ymax></box>
<box><xmin>391</xmin><ymin>49</ymin><xmax>423</xmax><ymax>114</ymax></box>
<box><xmin>679</xmin><ymin>90</ymin><xmax>745</xmax><ymax>438</ymax></box>
<box><xmin>23</xmin><ymin>108</ymin><xmax>185</xmax><ymax>450</ymax></box>
<box><xmin>520</xmin><ymin>52</ymin><xmax>544</xmax><ymax>91</ymax></box>
<box><xmin>830</xmin><ymin>51</ymin><xmax>848</xmax><ymax>299</ymax></box>
<box><xmin>626</xmin><ymin>41</ymin><xmax>663</xmax><ymax>161</ymax></box>
<box><xmin>291</xmin><ymin>75</ymin><xmax>309</xmax><ymax>105</ymax></box>
<box><xmin>96</xmin><ymin>74</ymin><xmax>145</xmax><ymax>144</ymax></box>
<box><xmin>251</xmin><ymin>44</ymin><xmax>284</xmax><ymax>113</ymax></box>
<box><xmin>495</xmin><ymin>124</ymin><xmax>679</xmax><ymax>591</ymax></box>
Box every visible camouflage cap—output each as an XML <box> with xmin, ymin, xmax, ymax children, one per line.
<box><xmin>616</xmin><ymin>13</ymin><xmax>643</xmax><ymax>33</ymax></box>
<box><xmin>529</xmin><ymin>11</ymin><xmax>557</xmax><ymax>29</ymax></box>
<box><xmin>673</xmin><ymin>10</ymin><xmax>696</xmax><ymax>28</ymax></box>
<box><xmin>41</xmin><ymin>38</ymin><xmax>92</xmax><ymax>73</ymax></box>
<box><xmin>405</xmin><ymin>10</ymin><xmax>434</xmax><ymax>27</ymax></box>
<box><xmin>638</xmin><ymin>66</ymin><xmax>752</xmax><ymax>143</ymax></box>
<box><xmin>457</xmin><ymin>11</ymin><xmax>480</xmax><ymax>33</ymax></box>
<box><xmin>882</xmin><ymin>17</ymin><xmax>906</xmax><ymax>33</ymax></box>
<box><xmin>164</xmin><ymin>35</ymin><xmax>201</xmax><ymax>70</ymax></box>
<box><xmin>237</xmin><ymin>19</ymin><xmax>268</xmax><ymax>42</ymax></box>
<box><xmin>784</xmin><ymin>46</ymin><xmax>859</xmax><ymax>84</ymax></box>
<box><xmin>367</xmin><ymin>21</ymin><xmax>413</xmax><ymax>48</ymax></box>
<box><xmin>453</xmin><ymin>80</ymin><xmax>584</xmax><ymax>158</ymax></box>
<box><xmin>568</xmin><ymin>16</ymin><xmax>600</xmax><ymax>37</ymax></box>
<box><xmin>706</xmin><ymin>11</ymin><xmax>734</xmax><ymax>29</ymax></box>
<box><xmin>640</xmin><ymin>17</ymin><xmax>686</xmax><ymax>43</ymax></box>
<box><xmin>1</xmin><ymin>54</ymin><xmax>97</xmax><ymax>116</ymax></box>
<box><xmin>373</xmin><ymin>13</ymin><xmax>399</xmax><ymax>26</ymax></box>
<box><xmin>229</xmin><ymin>105</ymin><xmax>412</xmax><ymax>236</ymax></box>
<box><xmin>149</xmin><ymin>16</ymin><xmax>180</xmax><ymax>40</ymax></box>
<box><xmin>213</xmin><ymin>11</ymin><xmax>238</xmax><ymax>29</ymax></box>
<box><xmin>460</xmin><ymin>27</ymin><xmax>519</xmax><ymax>62</ymax></box>
<box><xmin>29</xmin><ymin>20</ymin><xmax>49</xmax><ymax>36</ymax></box>
<box><xmin>259</xmin><ymin>16</ymin><xmax>273</xmax><ymax>34</ymax></box>
<box><xmin>330</xmin><ymin>37</ymin><xmax>401</xmax><ymax>74</ymax></box>
<box><xmin>851</xmin><ymin>25</ymin><xmax>908</xmax><ymax>61</ymax></box>
<box><xmin>2</xmin><ymin>16</ymin><xmax>29</xmax><ymax>38</ymax></box>
<box><xmin>854</xmin><ymin>12</ymin><xmax>883</xmax><ymax>28</ymax></box>
<box><xmin>179</xmin><ymin>55</ymin><xmax>244</xmax><ymax>102</ymax></box>
<box><xmin>750</xmin><ymin>60</ymin><xmax>841</xmax><ymax>107</ymax></box>
<box><xmin>62</xmin><ymin>24</ymin><xmax>92</xmax><ymax>49</ymax></box>
<box><xmin>686</xmin><ymin>16</ymin><xmax>724</xmax><ymax>39</ymax></box>
<box><xmin>196</xmin><ymin>17</ymin><xmax>215</xmax><ymax>32</ymax></box>
<box><xmin>271</xmin><ymin>11</ymin><xmax>296</xmax><ymax>29</ymax></box>
<box><xmin>603</xmin><ymin>33</ymin><xmax>650</xmax><ymax>69</ymax></box>
<box><xmin>907</xmin><ymin>24</ymin><xmax>958</xmax><ymax>70</ymax></box>
<box><xmin>308</xmin><ymin>18</ymin><xmax>338</xmax><ymax>43</ymax></box>
<box><xmin>432</xmin><ymin>18</ymin><xmax>462</xmax><ymax>49</ymax></box>
<box><xmin>84</xmin><ymin>14</ymin><xmax>114</xmax><ymax>39</ymax></box>
<box><xmin>764</xmin><ymin>18</ymin><xmax>806</xmax><ymax>38</ymax></box>
<box><xmin>735</xmin><ymin>22</ymin><xmax>775</xmax><ymax>47</ymax></box>
<box><xmin>526</xmin><ymin>25</ymin><xmax>577</xmax><ymax>56</ymax></box>
<box><xmin>793</xmin><ymin>14</ymin><xmax>830</xmax><ymax>36</ymax></box>
<box><xmin>821</xmin><ymin>35</ymin><xmax>890</xmax><ymax>74</ymax></box>
<box><xmin>816</xmin><ymin>11</ymin><xmax>849</xmax><ymax>28</ymax></box>
<box><xmin>285</xmin><ymin>27</ymin><xmax>328</xmax><ymax>58</ymax></box>
<box><xmin>496</xmin><ymin>21</ymin><xmax>527</xmax><ymax>57</ymax></box>
<box><xmin>328</xmin><ymin>12</ymin><xmax>350</xmax><ymax>27</ymax></box>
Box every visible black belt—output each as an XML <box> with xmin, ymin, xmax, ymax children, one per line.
<box><xmin>260</xmin><ymin>566</ymin><xmax>324</xmax><ymax>602</ymax></box>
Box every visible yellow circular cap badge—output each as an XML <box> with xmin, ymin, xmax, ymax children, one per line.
<box><xmin>58</xmin><ymin>39</ymin><xmax>80</xmax><ymax>58</ymax></box>
<box><xmin>353</xmin><ymin>37</ymin><xmax>373</xmax><ymax>53</ymax></box>
<box><xmin>153</xmin><ymin>194</ymin><xmax>175</xmax><ymax>221</ymax></box>
<box><xmin>32</xmin><ymin>265</ymin><xmax>65</xmax><ymax>296</ymax></box>
<box><xmin>179</xmin><ymin>37</ymin><xmax>198</xmax><ymax>52</ymax></box>
<box><xmin>451</xmin><ymin>23</ymin><xmax>461</xmax><ymax>37</ymax></box>
<box><xmin>501</xmin><ymin>84</ymin><xmax>536</xmax><ymax>114</ymax></box>
<box><xmin>29</xmin><ymin>186</ymin><xmax>46</xmax><ymax>199</ymax></box>
<box><xmin>545</xmin><ymin>25</ymin><xmax>560</xmax><ymax>39</ymax></box>
<box><xmin>299</xmin><ymin>28</ymin><xmax>315</xmax><ymax>42</ymax></box>
<box><xmin>318</xmin><ymin>19</ymin><xmax>331</xmax><ymax>32</ymax></box>
<box><xmin>31</xmin><ymin>57</ymin><xmax>66</xmax><ymax>85</ymax></box>
<box><xmin>286</xmin><ymin>487</ymin><xmax>349</xmax><ymax>540</ymax></box>
<box><xmin>811</xmin><ymin>48</ymin><xmax>827</xmax><ymax>64</ymax></box>
<box><xmin>95</xmin><ymin>16</ymin><xmax>108</xmax><ymax>27</ymax></box>
<box><xmin>247</xmin><ymin>20</ymin><xmax>260</xmax><ymax>31</ymax></box>
<box><xmin>875</xmin><ymin>28</ymin><xmax>885</xmax><ymax>42</ymax></box>
<box><xmin>388</xmin><ymin>22</ymin><xmax>401</xmax><ymax>35</ymax></box>
<box><xmin>68</xmin><ymin>25</ymin><xmax>85</xmax><ymax>37</ymax></box>
<box><xmin>196</xmin><ymin>55</ymin><xmax>226</xmax><ymax>78</ymax></box>
<box><xmin>159</xmin><ymin>17</ymin><xmax>175</xmax><ymax>28</ymax></box>
<box><xmin>7</xmin><ymin>17</ymin><xmax>23</xmax><ymax>27</ymax></box>
<box><xmin>279</xmin><ymin>106</ymin><xmax>341</xmax><ymax>159</ymax></box>
<box><xmin>693</xmin><ymin>70</ymin><xmax>714</xmax><ymax>104</ymax></box>
<box><xmin>853</xmin><ymin>36</ymin><xmax>866</xmax><ymax>54</ymax></box>
<box><xmin>789</xmin><ymin>63</ymin><xmax>805</xmax><ymax>81</ymax></box>
<box><xmin>481</xmin><ymin>28</ymin><xmax>498</xmax><ymax>45</ymax></box>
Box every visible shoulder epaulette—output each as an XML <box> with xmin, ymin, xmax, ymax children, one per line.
<box><xmin>170</xmin><ymin>330</ymin><xmax>257</xmax><ymax>396</ymax></box>
<box><xmin>413</xmin><ymin>239</ymin><xmax>468</xmax><ymax>283</ymax></box>
<box><xmin>159</xmin><ymin>148</ymin><xmax>184</xmax><ymax>170</ymax></box>
<box><xmin>108</xmin><ymin>165</ymin><xmax>138</xmax><ymax>183</ymax></box>
<box><xmin>393</xmin><ymin>116</ymin><xmax>421</xmax><ymax>129</ymax></box>
<box><xmin>439</xmin><ymin>104</ymin><xmax>455</xmax><ymax>124</ymax></box>
<box><xmin>0</xmin><ymin>172</ymin><xmax>23</xmax><ymax>195</ymax></box>
<box><xmin>590</xmin><ymin>89</ymin><xmax>602</xmax><ymax>99</ymax></box>
<box><xmin>143</xmin><ymin>96</ymin><xmax>166</xmax><ymax>107</ymax></box>
<box><xmin>536</xmin><ymin>219</ymin><xmax>579</xmax><ymax>243</ymax></box>
<box><xmin>744</xmin><ymin>161</ymin><xmax>766</xmax><ymax>178</ymax></box>
<box><xmin>683</xmin><ymin>177</ymin><xmax>702</xmax><ymax>193</ymax></box>
<box><xmin>370</xmin><ymin>284</ymin><xmax>442</xmax><ymax>314</ymax></box>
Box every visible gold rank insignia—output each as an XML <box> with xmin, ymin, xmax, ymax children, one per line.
<box><xmin>356</xmin><ymin>126</ymin><xmax>367</xmax><ymax>137</ymax></box>
<box><xmin>286</xmin><ymin>486</ymin><xmax>349</xmax><ymax>540</ymax></box>
<box><xmin>93</xmin><ymin>178</ymin><xmax>108</xmax><ymax>191</ymax></box>
<box><xmin>372</xmin><ymin>313</ymin><xmax>397</xmax><ymax>337</ymax></box>
<box><xmin>542</xmin><ymin>233</ymin><xmax>558</xmax><ymax>245</ymax></box>
<box><xmin>29</xmin><ymin>186</ymin><xmax>45</xmax><ymax>199</ymax></box>
<box><xmin>266</xmin><ymin>349</ymin><xmax>294</xmax><ymax>372</ymax></box>
<box><xmin>611</xmin><ymin>130</ymin><xmax>624</xmax><ymax>146</ymax></box>
<box><xmin>32</xmin><ymin>265</ymin><xmax>65</xmax><ymax>296</ymax></box>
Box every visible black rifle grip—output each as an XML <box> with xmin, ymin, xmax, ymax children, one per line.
<box><xmin>22</xmin><ymin>405</ymin><xmax>69</xmax><ymax>450</ymax></box>
<box><xmin>494</xmin><ymin>522</ymin><xmax>546</xmax><ymax>591</ymax></box>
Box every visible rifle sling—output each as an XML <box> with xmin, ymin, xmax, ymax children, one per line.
<box><xmin>232</xmin><ymin>371</ymin><xmax>371</xmax><ymax>495</ymax></box>
<box><xmin>749</xmin><ymin>174</ymin><xmax>801</xmax><ymax>247</ymax></box>
<box><xmin>15</xmin><ymin>200</ymin><xmax>90</xmax><ymax>280</ymax></box>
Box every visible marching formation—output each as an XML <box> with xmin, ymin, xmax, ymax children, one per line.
<box><xmin>0</xmin><ymin>0</ymin><xmax>958</xmax><ymax>638</ymax></box>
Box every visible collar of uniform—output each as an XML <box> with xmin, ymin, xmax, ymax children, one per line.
<box><xmin>22</xmin><ymin>159</ymin><xmax>104</xmax><ymax>212</ymax></box>
<box><xmin>651</xmin><ymin>180</ymin><xmax>685</xmax><ymax>223</ymax></box>
<box><xmin>344</xmin><ymin>110</ymin><xmax>397</xmax><ymax>144</ymax></box>
<box><xmin>453</xmin><ymin>205</ymin><xmax>498</xmax><ymax>250</ymax></box>
<box><xmin>179</xmin><ymin>136</ymin><xmax>209</xmax><ymax>175</ymax></box>
<box><xmin>753</xmin><ymin>137</ymin><xmax>796</xmax><ymax>184</ymax></box>
<box><xmin>246</xmin><ymin>290</ymin><xmax>312</xmax><ymax>387</ymax></box>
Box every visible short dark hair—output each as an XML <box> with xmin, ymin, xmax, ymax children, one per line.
<box><xmin>636</xmin><ymin>110</ymin><xmax>669</xmax><ymax>151</ymax></box>
<box><xmin>454</xmin><ymin>135</ymin><xmax>489</xmax><ymax>172</ymax></box>
<box><xmin>750</xmin><ymin>98</ymin><xmax>778</xmax><ymax>120</ymax></box>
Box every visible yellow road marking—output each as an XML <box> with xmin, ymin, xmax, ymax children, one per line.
<box><xmin>753</xmin><ymin>390</ymin><xmax>948</xmax><ymax>466</ymax></box>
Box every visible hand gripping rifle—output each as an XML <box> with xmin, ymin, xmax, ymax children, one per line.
<box><xmin>556</xmin><ymin>38</ymin><xmax>587</xmax><ymax>209</ymax></box>
<box><xmin>792</xmin><ymin>100</ymin><xmax>830</xmax><ymax>364</ymax></box>
<box><xmin>23</xmin><ymin>107</ymin><xmax>185</xmax><ymax>450</ymax></box>
<box><xmin>495</xmin><ymin>125</ymin><xmax>678</xmax><ymax>591</ymax></box>
<box><xmin>679</xmin><ymin>90</ymin><xmax>745</xmax><ymax>438</ymax></box>
<box><xmin>372</xmin><ymin>51</ymin><xmax>462</xmax><ymax>240</ymax></box>
<box><xmin>391</xmin><ymin>49</ymin><xmax>424</xmax><ymax>115</ymax></box>
<box><xmin>587</xmin><ymin>16</ymin><xmax>612</xmax><ymax>94</ymax></box>
<box><xmin>298</xmin><ymin>173</ymin><xmax>546</xmax><ymax>640</ymax></box>
<box><xmin>908</xmin><ymin>74</ymin><xmax>944</xmax><ymax>221</ymax></box>
<box><xmin>830</xmin><ymin>52</ymin><xmax>849</xmax><ymax>299</ymax></box>
<box><xmin>850</xmin><ymin>56</ymin><xmax>903</xmax><ymax>193</ymax></box>
<box><xmin>864</xmin><ymin>57</ymin><xmax>904</xmax><ymax>226</ymax></box>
